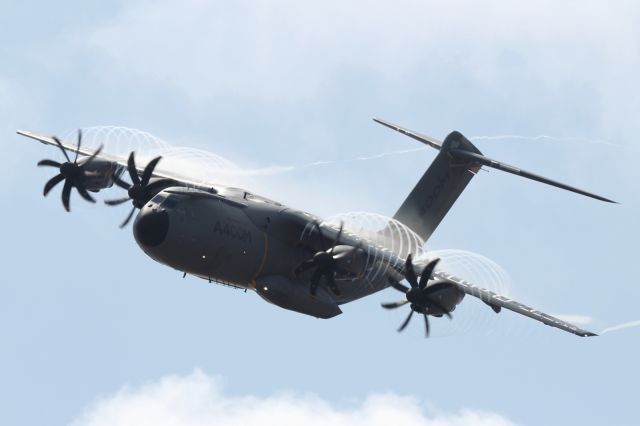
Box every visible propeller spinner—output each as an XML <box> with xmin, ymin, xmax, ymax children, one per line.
<box><xmin>382</xmin><ymin>254</ymin><xmax>453</xmax><ymax>337</ymax></box>
<box><xmin>295</xmin><ymin>222</ymin><xmax>360</xmax><ymax>297</ymax></box>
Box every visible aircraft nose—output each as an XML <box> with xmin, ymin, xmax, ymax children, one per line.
<box><xmin>134</xmin><ymin>208</ymin><xmax>169</xmax><ymax>247</ymax></box>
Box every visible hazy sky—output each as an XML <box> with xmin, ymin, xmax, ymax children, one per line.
<box><xmin>2</xmin><ymin>1</ymin><xmax>639</xmax><ymax>425</ymax></box>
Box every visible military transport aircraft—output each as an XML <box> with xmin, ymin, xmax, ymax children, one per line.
<box><xmin>18</xmin><ymin>119</ymin><xmax>615</xmax><ymax>337</ymax></box>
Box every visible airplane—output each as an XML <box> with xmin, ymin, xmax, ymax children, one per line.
<box><xmin>17</xmin><ymin>118</ymin><xmax>616</xmax><ymax>338</ymax></box>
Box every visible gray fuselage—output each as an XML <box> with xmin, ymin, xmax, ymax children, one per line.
<box><xmin>131</xmin><ymin>186</ymin><xmax>395</xmax><ymax>317</ymax></box>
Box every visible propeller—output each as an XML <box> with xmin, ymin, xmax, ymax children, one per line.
<box><xmin>104</xmin><ymin>152</ymin><xmax>175</xmax><ymax>228</ymax></box>
<box><xmin>295</xmin><ymin>221</ymin><xmax>359</xmax><ymax>297</ymax></box>
<box><xmin>382</xmin><ymin>254</ymin><xmax>452</xmax><ymax>337</ymax></box>
<box><xmin>37</xmin><ymin>130</ymin><xmax>103</xmax><ymax>212</ymax></box>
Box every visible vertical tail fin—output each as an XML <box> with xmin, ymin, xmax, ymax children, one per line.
<box><xmin>374</xmin><ymin>118</ymin><xmax>615</xmax><ymax>242</ymax></box>
<box><xmin>386</xmin><ymin>123</ymin><xmax>481</xmax><ymax>241</ymax></box>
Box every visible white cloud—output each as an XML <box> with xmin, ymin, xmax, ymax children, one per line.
<box><xmin>70</xmin><ymin>370</ymin><xmax>516</xmax><ymax>426</ymax></box>
<box><xmin>63</xmin><ymin>0</ymin><xmax>640</xmax><ymax>168</ymax></box>
<box><xmin>84</xmin><ymin>0</ymin><xmax>640</xmax><ymax>111</ymax></box>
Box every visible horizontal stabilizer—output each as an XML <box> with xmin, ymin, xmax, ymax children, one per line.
<box><xmin>374</xmin><ymin>118</ymin><xmax>616</xmax><ymax>204</ymax></box>
<box><xmin>448</xmin><ymin>149</ymin><xmax>617</xmax><ymax>203</ymax></box>
<box><xmin>373</xmin><ymin>118</ymin><xmax>442</xmax><ymax>150</ymax></box>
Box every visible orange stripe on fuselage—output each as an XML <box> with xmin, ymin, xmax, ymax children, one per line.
<box><xmin>249</xmin><ymin>231</ymin><xmax>269</xmax><ymax>289</ymax></box>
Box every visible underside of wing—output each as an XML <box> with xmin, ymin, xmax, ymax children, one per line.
<box><xmin>434</xmin><ymin>270</ymin><xmax>597</xmax><ymax>337</ymax></box>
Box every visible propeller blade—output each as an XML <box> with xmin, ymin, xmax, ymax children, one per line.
<box><xmin>38</xmin><ymin>159</ymin><xmax>61</xmax><ymax>168</ymax></box>
<box><xmin>404</xmin><ymin>254</ymin><xmax>418</xmax><ymax>288</ymax></box>
<box><xmin>112</xmin><ymin>173</ymin><xmax>131</xmax><ymax>190</ymax></box>
<box><xmin>295</xmin><ymin>259</ymin><xmax>316</xmax><ymax>276</ymax></box>
<box><xmin>145</xmin><ymin>178</ymin><xmax>176</xmax><ymax>195</ymax></box>
<box><xmin>310</xmin><ymin>268</ymin><xmax>323</xmax><ymax>296</ymax></box>
<box><xmin>329</xmin><ymin>221</ymin><xmax>344</xmax><ymax>254</ymax></box>
<box><xmin>419</xmin><ymin>258</ymin><xmax>440</xmax><ymax>290</ymax></box>
<box><xmin>423</xmin><ymin>313</ymin><xmax>430</xmax><ymax>337</ymax></box>
<box><xmin>325</xmin><ymin>273</ymin><xmax>340</xmax><ymax>296</ymax></box>
<box><xmin>398</xmin><ymin>310</ymin><xmax>414</xmax><ymax>332</ymax></box>
<box><xmin>391</xmin><ymin>281</ymin><xmax>410</xmax><ymax>293</ymax></box>
<box><xmin>141</xmin><ymin>156</ymin><xmax>162</xmax><ymax>186</ymax></box>
<box><xmin>347</xmin><ymin>242</ymin><xmax>363</xmax><ymax>259</ymax></box>
<box><xmin>127</xmin><ymin>152</ymin><xmax>140</xmax><ymax>185</ymax></box>
<box><xmin>313</xmin><ymin>221</ymin><xmax>326</xmax><ymax>251</ymax></box>
<box><xmin>74</xmin><ymin>129</ymin><xmax>82</xmax><ymax>163</ymax></box>
<box><xmin>105</xmin><ymin>196</ymin><xmax>131</xmax><ymax>206</ymax></box>
<box><xmin>43</xmin><ymin>174</ymin><xmax>65</xmax><ymax>196</ymax></box>
<box><xmin>52</xmin><ymin>136</ymin><xmax>71</xmax><ymax>163</ymax></box>
<box><xmin>61</xmin><ymin>180</ymin><xmax>72</xmax><ymax>212</ymax></box>
<box><xmin>84</xmin><ymin>144</ymin><xmax>104</xmax><ymax>165</ymax></box>
<box><xmin>76</xmin><ymin>184</ymin><xmax>96</xmax><ymax>203</ymax></box>
<box><xmin>120</xmin><ymin>206</ymin><xmax>137</xmax><ymax>228</ymax></box>
<box><xmin>381</xmin><ymin>300</ymin><xmax>408</xmax><ymax>309</ymax></box>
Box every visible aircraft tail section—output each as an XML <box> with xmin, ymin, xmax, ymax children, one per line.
<box><xmin>374</xmin><ymin>118</ymin><xmax>616</xmax><ymax>243</ymax></box>
<box><xmin>390</xmin><ymin>126</ymin><xmax>482</xmax><ymax>242</ymax></box>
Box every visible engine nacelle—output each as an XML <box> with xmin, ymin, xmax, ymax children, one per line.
<box><xmin>79</xmin><ymin>159</ymin><xmax>122</xmax><ymax>191</ymax></box>
<box><xmin>424</xmin><ymin>281</ymin><xmax>465</xmax><ymax>316</ymax></box>
<box><xmin>255</xmin><ymin>275</ymin><xmax>342</xmax><ymax>319</ymax></box>
<box><xmin>332</xmin><ymin>245</ymin><xmax>368</xmax><ymax>275</ymax></box>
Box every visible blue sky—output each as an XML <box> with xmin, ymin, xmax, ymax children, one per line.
<box><xmin>2</xmin><ymin>1</ymin><xmax>639</xmax><ymax>425</ymax></box>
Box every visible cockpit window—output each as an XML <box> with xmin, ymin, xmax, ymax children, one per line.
<box><xmin>244</xmin><ymin>192</ymin><xmax>282</xmax><ymax>206</ymax></box>
<box><xmin>161</xmin><ymin>196</ymin><xmax>178</xmax><ymax>209</ymax></box>
<box><xmin>152</xmin><ymin>193</ymin><xmax>178</xmax><ymax>209</ymax></box>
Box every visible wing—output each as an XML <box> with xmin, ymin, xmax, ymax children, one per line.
<box><xmin>434</xmin><ymin>270</ymin><xmax>597</xmax><ymax>337</ymax></box>
<box><xmin>17</xmin><ymin>130</ymin><xmax>216</xmax><ymax>193</ymax></box>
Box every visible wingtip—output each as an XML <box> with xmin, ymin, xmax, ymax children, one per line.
<box><xmin>596</xmin><ymin>196</ymin><xmax>618</xmax><ymax>204</ymax></box>
<box><xmin>576</xmin><ymin>329</ymin><xmax>598</xmax><ymax>337</ymax></box>
<box><xmin>372</xmin><ymin>117</ymin><xmax>392</xmax><ymax>127</ymax></box>
<box><xmin>592</xmin><ymin>192</ymin><xmax>618</xmax><ymax>204</ymax></box>
<box><xmin>371</xmin><ymin>118</ymin><xmax>443</xmax><ymax>150</ymax></box>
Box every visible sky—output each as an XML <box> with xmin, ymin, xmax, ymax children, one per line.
<box><xmin>2</xmin><ymin>1</ymin><xmax>640</xmax><ymax>425</ymax></box>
